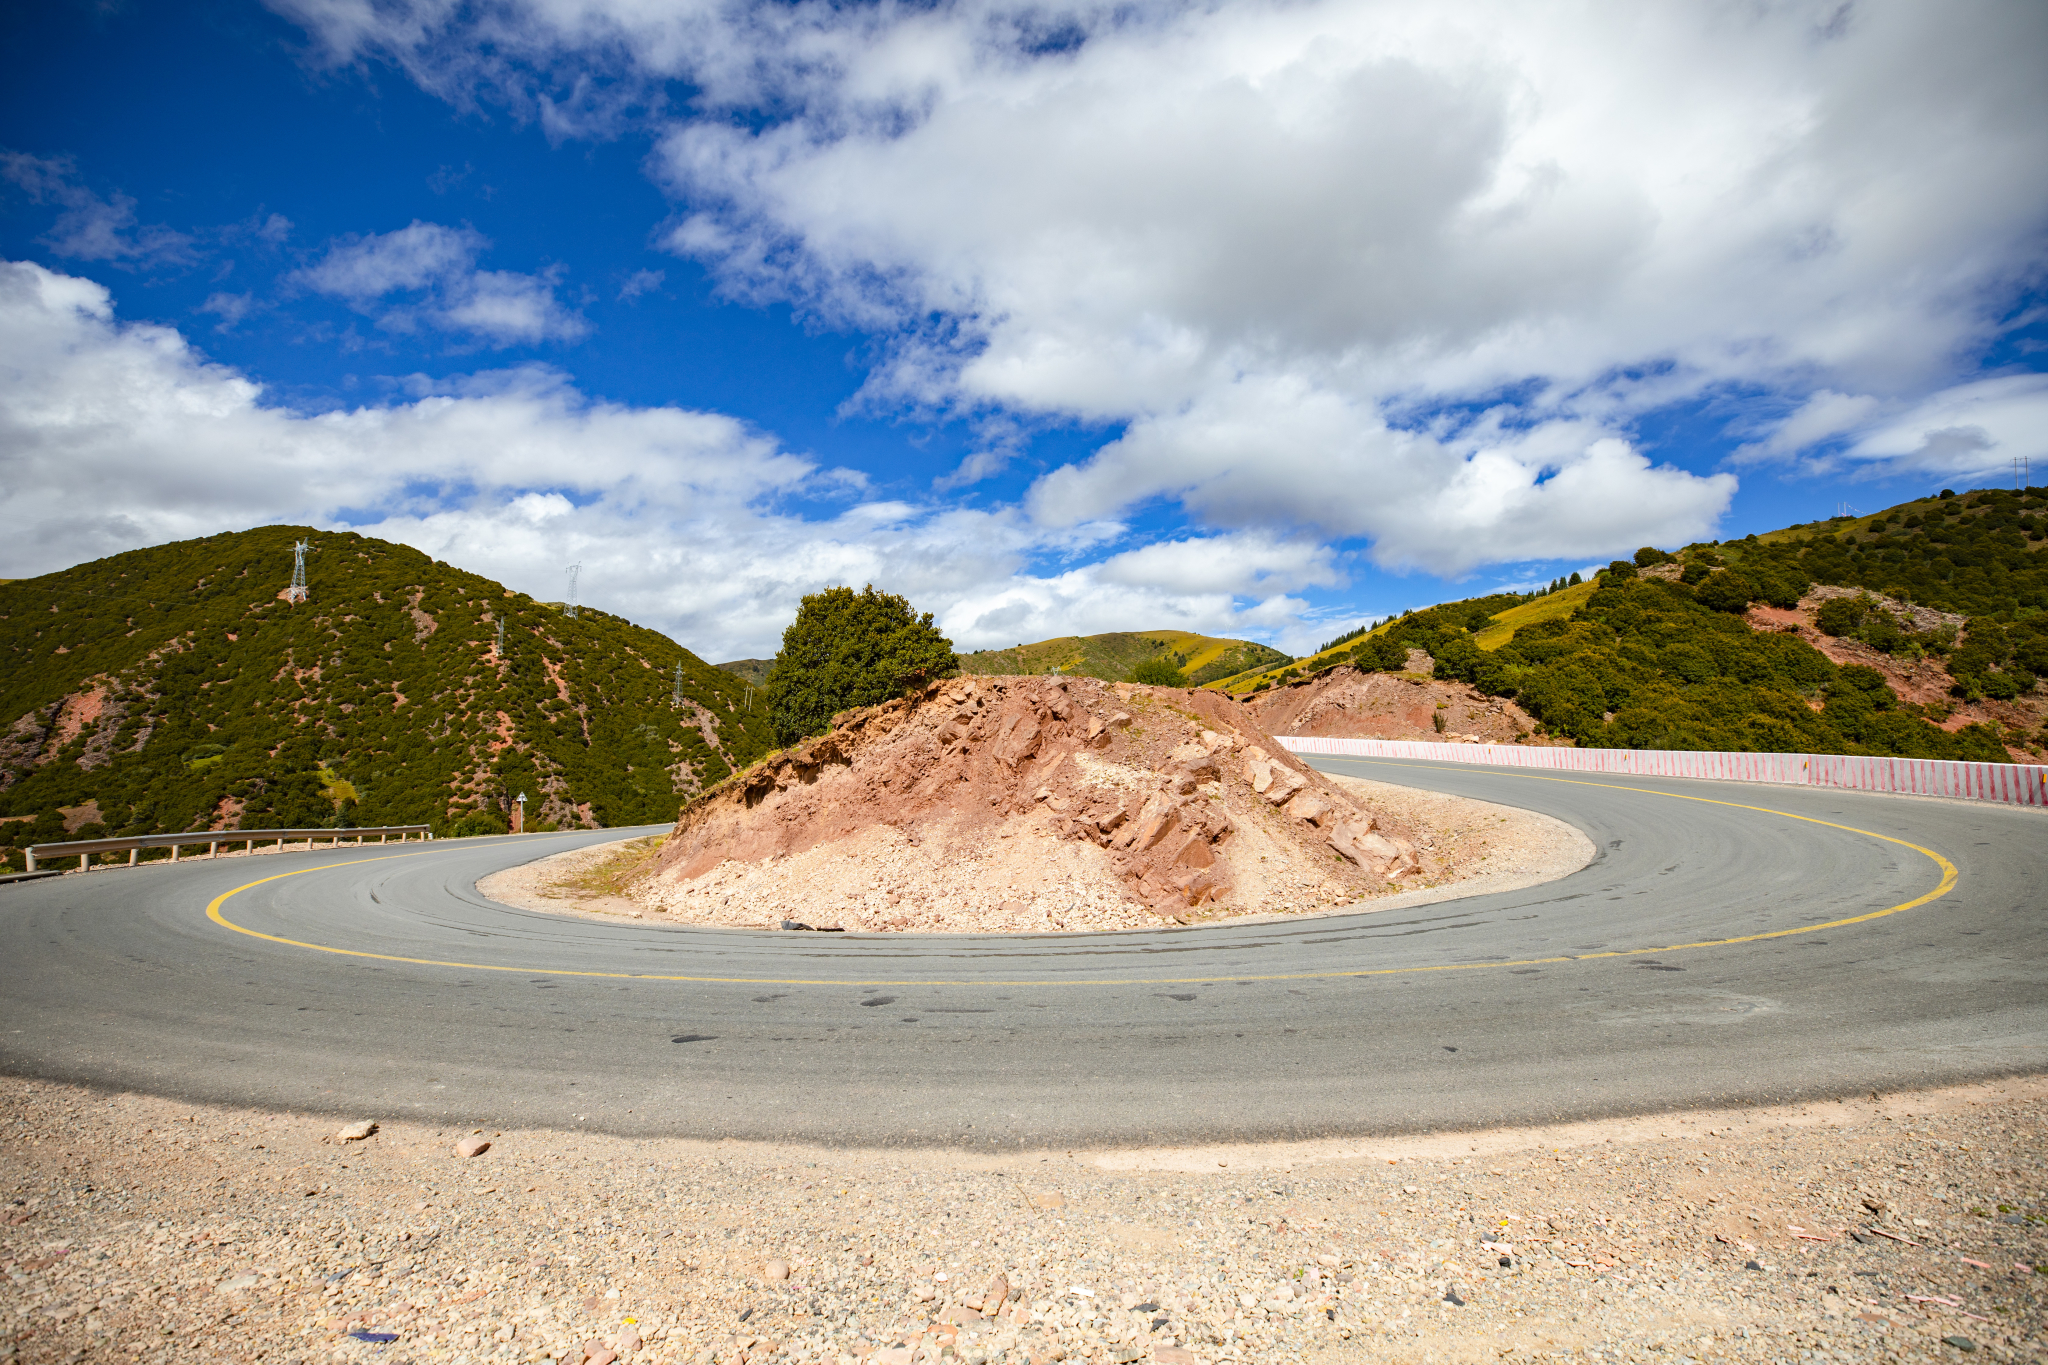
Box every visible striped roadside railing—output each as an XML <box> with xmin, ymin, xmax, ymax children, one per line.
<box><xmin>1274</xmin><ymin>736</ymin><xmax>2048</xmax><ymax>808</ymax></box>
<box><xmin>24</xmin><ymin>825</ymin><xmax>432</xmax><ymax>873</ymax></box>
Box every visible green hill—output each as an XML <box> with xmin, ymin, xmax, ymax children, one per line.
<box><xmin>0</xmin><ymin>527</ymin><xmax>775</xmax><ymax>869</ymax></box>
<box><xmin>715</xmin><ymin>658</ymin><xmax>774</xmax><ymax>687</ymax></box>
<box><xmin>1209</xmin><ymin>484</ymin><xmax>2048</xmax><ymax>760</ymax></box>
<box><xmin>955</xmin><ymin>629</ymin><xmax>1289</xmax><ymax>685</ymax></box>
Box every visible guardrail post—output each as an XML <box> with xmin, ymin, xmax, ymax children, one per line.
<box><xmin>209</xmin><ymin>841</ymin><xmax>218</xmax><ymax>859</ymax></box>
<box><xmin>128</xmin><ymin>848</ymin><xmax>137</xmax><ymax>866</ymax></box>
<box><xmin>24</xmin><ymin>851</ymin><xmax>34</xmax><ymax>873</ymax></box>
<box><xmin>79</xmin><ymin>854</ymin><xmax>88</xmax><ymax>871</ymax></box>
<box><xmin>170</xmin><ymin>843</ymin><xmax>179</xmax><ymax>863</ymax></box>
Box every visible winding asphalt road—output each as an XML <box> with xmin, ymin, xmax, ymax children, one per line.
<box><xmin>2</xmin><ymin>757</ymin><xmax>2041</xmax><ymax>1146</ymax></box>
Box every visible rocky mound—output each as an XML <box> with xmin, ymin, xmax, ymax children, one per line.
<box><xmin>1244</xmin><ymin>664</ymin><xmax>1554</xmax><ymax>746</ymax></box>
<box><xmin>637</xmin><ymin>675</ymin><xmax>1425</xmax><ymax>928</ymax></box>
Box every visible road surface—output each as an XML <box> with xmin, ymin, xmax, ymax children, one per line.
<box><xmin>1</xmin><ymin>757</ymin><xmax>2040</xmax><ymax>1145</ymax></box>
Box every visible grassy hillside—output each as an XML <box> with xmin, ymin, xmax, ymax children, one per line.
<box><xmin>1713</xmin><ymin>485</ymin><xmax>2047</xmax><ymax>619</ymax></box>
<box><xmin>0</xmin><ymin>527</ymin><xmax>775</xmax><ymax>868</ymax></box>
<box><xmin>716</xmin><ymin>658</ymin><xmax>774</xmax><ymax>687</ymax></box>
<box><xmin>1209</xmin><ymin>485</ymin><xmax>2048</xmax><ymax>759</ymax></box>
<box><xmin>1470</xmin><ymin>581</ymin><xmax>1599</xmax><ymax>650</ymax></box>
<box><xmin>956</xmin><ymin>630</ymin><xmax>1288</xmax><ymax>685</ymax></box>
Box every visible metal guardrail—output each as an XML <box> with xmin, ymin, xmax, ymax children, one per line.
<box><xmin>1276</xmin><ymin>736</ymin><xmax>2048</xmax><ymax>807</ymax></box>
<box><xmin>25</xmin><ymin>825</ymin><xmax>432</xmax><ymax>873</ymax></box>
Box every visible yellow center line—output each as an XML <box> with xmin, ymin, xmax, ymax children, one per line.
<box><xmin>205</xmin><ymin>767</ymin><xmax>1957</xmax><ymax>987</ymax></box>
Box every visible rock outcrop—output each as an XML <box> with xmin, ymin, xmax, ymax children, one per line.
<box><xmin>646</xmin><ymin>675</ymin><xmax>1422</xmax><ymax>921</ymax></box>
<box><xmin>1243</xmin><ymin>665</ymin><xmax>1553</xmax><ymax>746</ymax></box>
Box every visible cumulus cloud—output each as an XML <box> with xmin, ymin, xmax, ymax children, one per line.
<box><xmin>1841</xmin><ymin>376</ymin><xmax>2048</xmax><ymax>481</ymax></box>
<box><xmin>0</xmin><ymin>260</ymin><xmax>1322</xmax><ymax>659</ymax></box>
<box><xmin>1</xmin><ymin>152</ymin><xmax>194</xmax><ymax>267</ymax></box>
<box><xmin>263</xmin><ymin>0</ymin><xmax>2048</xmax><ymax>569</ymax></box>
<box><xmin>293</xmin><ymin>220</ymin><xmax>589</xmax><ymax>346</ymax></box>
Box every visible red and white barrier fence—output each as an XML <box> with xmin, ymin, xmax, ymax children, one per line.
<box><xmin>1275</xmin><ymin>735</ymin><xmax>2048</xmax><ymax>808</ymax></box>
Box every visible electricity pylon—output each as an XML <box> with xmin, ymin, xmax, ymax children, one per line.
<box><xmin>283</xmin><ymin>540</ymin><xmax>311</xmax><ymax>603</ymax></box>
<box><xmin>564</xmin><ymin>563</ymin><xmax>581</xmax><ymax>619</ymax></box>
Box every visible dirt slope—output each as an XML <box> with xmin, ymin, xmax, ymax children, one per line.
<box><xmin>1243</xmin><ymin>666</ymin><xmax>1556</xmax><ymax>746</ymax></box>
<box><xmin>637</xmin><ymin>675</ymin><xmax>1425</xmax><ymax>927</ymax></box>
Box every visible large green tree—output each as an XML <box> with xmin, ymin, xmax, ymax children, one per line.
<box><xmin>763</xmin><ymin>586</ymin><xmax>959</xmax><ymax>744</ymax></box>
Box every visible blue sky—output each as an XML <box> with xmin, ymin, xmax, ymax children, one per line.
<box><xmin>3</xmin><ymin>0</ymin><xmax>2044</xmax><ymax>662</ymax></box>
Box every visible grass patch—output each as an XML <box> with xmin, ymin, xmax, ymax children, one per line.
<box><xmin>1471</xmin><ymin>580</ymin><xmax>1597</xmax><ymax>650</ymax></box>
<box><xmin>549</xmin><ymin>834</ymin><xmax>664</xmax><ymax>900</ymax></box>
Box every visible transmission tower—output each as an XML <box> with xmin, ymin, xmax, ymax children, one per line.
<box><xmin>672</xmin><ymin>660</ymin><xmax>685</xmax><ymax>706</ymax></box>
<box><xmin>2017</xmin><ymin>456</ymin><xmax>2031</xmax><ymax>491</ymax></box>
<box><xmin>563</xmin><ymin>563</ymin><xmax>581</xmax><ymax>619</ymax></box>
<box><xmin>493</xmin><ymin>616</ymin><xmax>504</xmax><ymax>657</ymax></box>
<box><xmin>283</xmin><ymin>540</ymin><xmax>311</xmax><ymax>603</ymax></box>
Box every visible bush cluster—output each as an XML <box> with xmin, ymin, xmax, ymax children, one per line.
<box><xmin>1337</xmin><ymin>576</ymin><xmax>2010</xmax><ymax>761</ymax></box>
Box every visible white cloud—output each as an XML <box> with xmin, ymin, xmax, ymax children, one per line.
<box><xmin>1842</xmin><ymin>375</ymin><xmax>2048</xmax><ymax>481</ymax></box>
<box><xmin>617</xmin><ymin>268</ymin><xmax>665</xmax><ymax>301</ymax></box>
<box><xmin>198</xmin><ymin>291</ymin><xmax>260</xmax><ymax>332</ymax></box>
<box><xmin>0</xmin><ymin>152</ymin><xmax>194</xmax><ymax>267</ymax></box>
<box><xmin>1734</xmin><ymin>389</ymin><xmax>1885</xmax><ymax>464</ymax></box>
<box><xmin>267</xmin><ymin>0</ymin><xmax>2048</xmax><ymax>569</ymax></box>
<box><xmin>293</xmin><ymin>220</ymin><xmax>589</xmax><ymax>346</ymax></box>
<box><xmin>1</xmin><ymin>259</ymin><xmax>1334</xmax><ymax>660</ymax></box>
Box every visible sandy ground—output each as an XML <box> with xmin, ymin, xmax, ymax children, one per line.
<box><xmin>477</xmin><ymin>778</ymin><xmax>1592</xmax><ymax>933</ymax></box>
<box><xmin>2</xmin><ymin>1074</ymin><xmax>2041</xmax><ymax>1365</ymax></box>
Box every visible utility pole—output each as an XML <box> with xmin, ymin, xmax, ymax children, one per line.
<box><xmin>283</xmin><ymin>540</ymin><xmax>311</xmax><ymax>603</ymax></box>
<box><xmin>564</xmin><ymin>563</ymin><xmax>581</xmax><ymax>619</ymax></box>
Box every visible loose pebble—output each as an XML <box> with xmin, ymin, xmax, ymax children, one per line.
<box><xmin>1</xmin><ymin>1076</ymin><xmax>2043</xmax><ymax>1365</ymax></box>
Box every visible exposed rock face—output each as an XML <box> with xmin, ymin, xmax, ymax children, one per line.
<box><xmin>647</xmin><ymin>675</ymin><xmax>1421</xmax><ymax>920</ymax></box>
<box><xmin>1244</xmin><ymin>664</ymin><xmax>1554</xmax><ymax>746</ymax></box>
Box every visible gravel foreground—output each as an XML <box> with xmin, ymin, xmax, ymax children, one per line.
<box><xmin>2</xmin><ymin>1075</ymin><xmax>2042</xmax><ymax>1365</ymax></box>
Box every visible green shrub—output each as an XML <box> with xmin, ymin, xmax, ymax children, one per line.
<box><xmin>450</xmin><ymin>809</ymin><xmax>509</xmax><ymax>838</ymax></box>
<box><xmin>762</xmin><ymin>585</ymin><xmax>959</xmax><ymax>745</ymax></box>
<box><xmin>1694</xmin><ymin>571</ymin><xmax>1758</xmax><ymax>613</ymax></box>
<box><xmin>1131</xmin><ymin>657</ymin><xmax>1189</xmax><ymax>686</ymax></box>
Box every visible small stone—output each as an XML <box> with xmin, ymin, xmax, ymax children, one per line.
<box><xmin>616</xmin><ymin>1327</ymin><xmax>642</xmax><ymax>1352</ymax></box>
<box><xmin>1941</xmin><ymin>1338</ymin><xmax>1976</xmax><ymax>1353</ymax></box>
<box><xmin>1745</xmin><ymin>1260</ymin><xmax>1764</xmax><ymax>1271</ymax></box>
<box><xmin>335</xmin><ymin>1121</ymin><xmax>377</xmax><ymax>1141</ymax></box>
<box><xmin>1027</xmin><ymin>1191</ymin><xmax>1066</xmax><ymax>1210</ymax></box>
<box><xmin>763</xmin><ymin>1258</ymin><xmax>790</xmax><ymax>1281</ymax></box>
<box><xmin>582</xmin><ymin>1342</ymin><xmax>618</xmax><ymax>1365</ymax></box>
<box><xmin>1443</xmin><ymin>1286</ymin><xmax>1465</xmax><ymax>1306</ymax></box>
<box><xmin>1153</xmin><ymin>1349</ymin><xmax>1197</xmax><ymax>1365</ymax></box>
<box><xmin>216</xmin><ymin>1274</ymin><xmax>261</xmax><ymax>1294</ymax></box>
<box><xmin>454</xmin><ymin>1136</ymin><xmax>491</xmax><ymax>1158</ymax></box>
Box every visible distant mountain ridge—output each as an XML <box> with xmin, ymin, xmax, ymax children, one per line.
<box><xmin>0</xmin><ymin>527</ymin><xmax>774</xmax><ymax>869</ymax></box>
<box><xmin>956</xmin><ymin>630</ymin><xmax>1289</xmax><ymax>685</ymax></box>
